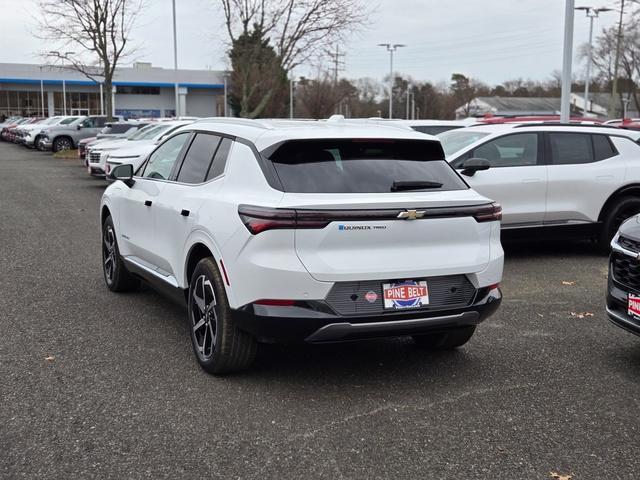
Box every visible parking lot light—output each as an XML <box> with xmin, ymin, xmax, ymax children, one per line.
<box><xmin>378</xmin><ymin>43</ymin><xmax>406</xmax><ymax>119</ymax></box>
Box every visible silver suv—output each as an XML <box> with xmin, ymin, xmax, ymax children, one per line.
<box><xmin>40</xmin><ymin>116</ymin><xmax>124</xmax><ymax>152</ymax></box>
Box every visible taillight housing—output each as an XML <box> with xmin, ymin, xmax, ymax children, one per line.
<box><xmin>238</xmin><ymin>205</ymin><xmax>330</xmax><ymax>235</ymax></box>
<box><xmin>473</xmin><ymin>203</ymin><xmax>502</xmax><ymax>223</ymax></box>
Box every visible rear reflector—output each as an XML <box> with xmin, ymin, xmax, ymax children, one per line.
<box><xmin>254</xmin><ymin>299</ymin><xmax>297</xmax><ymax>306</ymax></box>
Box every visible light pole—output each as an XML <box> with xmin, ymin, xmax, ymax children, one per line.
<box><xmin>377</xmin><ymin>43</ymin><xmax>405</xmax><ymax>119</ymax></box>
<box><xmin>223</xmin><ymin>72</ymin><xmax>230</xmax><ymax>117</ymax></box>
<box><xmin>560</xmin><ymin>0</ymin><xmax>575</xmax><ymax>123</ymax></box>
<box><xmin>39</xmin><ymin>65</ymin><xmax>45</xmax><ymax>117</ymax></box>
<box><xmin>289</xmin><ymin>77</ymin><xmax>295</xmax><ymax>119</ymax></box>
<box><xmin>611</xmin><ymin>0</ymin><xmax>627</xmax><ymax>118</ymax></box>
<box><xmin>172</xmin><ymin>0</ymin><xmax>180</xmax><ymax>118</ymax></box>
<box><xmin>576</xmin><ymin>6</ymin><xmax>612</xmax><ymax>115</ymax></box>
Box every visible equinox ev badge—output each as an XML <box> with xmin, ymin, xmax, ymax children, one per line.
<box><xmin>397</xmin><ymin>209</ymin><xmax>425</xmax><ymax>220</ymax></box>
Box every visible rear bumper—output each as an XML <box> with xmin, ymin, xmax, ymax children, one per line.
<box><xmin>232</xmin><ymin>287</ymin><xmax>501</xmax><ymax>343</ymax></box>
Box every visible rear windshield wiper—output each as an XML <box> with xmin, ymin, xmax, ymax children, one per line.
<box><xmin>391</xmin><ymin>180</ymin><xmax>443</xmax><ymax>192</ymax></box>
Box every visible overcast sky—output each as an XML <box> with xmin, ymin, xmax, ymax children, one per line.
<box><xmin>0</xmin><ymin>0</ymin><xmax>621</xmax><ymax>86</ymax></box>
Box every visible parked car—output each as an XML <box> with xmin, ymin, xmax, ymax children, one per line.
<box><xmin>437</xmin><ymin>123</ymin><xmax>640</xmax><ymax>249</ymax></box>
<box><xmin>1</xmin><ymin>118</ymin><xmax>33</xmax><ymax>141</ymax></box>
<box><xmin>88</xmin><ymin>120</ymin><xmax>192</xmax><ymax>177</ymax></box>
<box><xmin>607</xmin><ymin>215</ymin><xmax>640</xmax><ymax>336</ymax></box>
<box><xmin>15</xmin><ymin>116</ymin><xmax>70</xmax><ymax>148</ymax></box>
<box><xmin>101</xmin><ymin>119</ymin><xmax>504</xmax><ymax>374</ymax></box>
<box><xmin>79</xmin><ymin>122</ymin><xmax>151</xmax><ymax>160</ymax></box>
<box><xmin>39</xmin><ymin>115</ymin><xmax>124</xmax><ymax>152</ymax></box>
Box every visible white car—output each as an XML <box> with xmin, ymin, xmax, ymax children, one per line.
<box><xmin>437</xmin><ymin>123</ymin><xmax>640</xmax><ymax>248</ymax></box>
<box><xmin>100</xmin><ymin>119</ymin><xmax>504</xmax><ymax>374</ymax></box>
<box><xmin>87</xmin><ymin>121</ymin><xmax>193</xmax><ymax>177</ymax></box>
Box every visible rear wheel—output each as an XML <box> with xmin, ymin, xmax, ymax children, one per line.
<box><xmin>102</xmin><ymin>216</ymin><xmax>140</xmax><ymax>292</ymax></box>
<box><xmin>412</xmin><ymin>326</ymin><xmax>476</xmax><ymax>350</ymax></box>
<box><xmin>598</xmin><ymin>196</ymin><xmax>640</xmax><ymax>252</ymax></box>
<box><xmin>188</xmin><ymin>257</ymin><xmax>257</xmax><ymax>374</ymax></box>
<box><xmin>53</xmin><ymin>136</ymin><xmax>73</xmax><ymax>152</ymax></box>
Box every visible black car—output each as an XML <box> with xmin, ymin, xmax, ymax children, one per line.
<box><xmin>607</xmin><ymin>215</ymin><xmax>640</xmax><ymax>336</ymax></box>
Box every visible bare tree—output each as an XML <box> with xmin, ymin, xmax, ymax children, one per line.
<box><xmin>221</xmin><ymin>0</ymin><xmax>369</xmax><ymax>71</ymax></box>
<box><xmin>36</xmin><ymin>0</ymin><xmax>144</xmax><ymax>120</ymax></box>
<box><xmin>220</xmin><ymin>0</ymin><xmax>369</xmax><ymax>117</ymax></box>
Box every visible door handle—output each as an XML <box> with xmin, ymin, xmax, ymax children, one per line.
<box><xmin>521</xmin><ymin>179</ymin><xmax>540</xmax><ymax>183</ymax></box>
<box><xmin>181</xmin><ymin>209</ymin><xmax>190</xmax><ymax>217</ymax></box>
<box><xmin>144</xmin><ymin>200</ymin><xmax>152</xmax><ymax>206</ymax></box>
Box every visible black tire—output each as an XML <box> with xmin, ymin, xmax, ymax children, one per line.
<box><xmin>412</xmin><ymin>326</ymin><xmax>476</xmax><ymax>350</ymax></box>
<box><xmin>32</xmin><ymin>135</ymin><xmax>42</xmax><ymax>150</ymax></box>
<box><xmin>598</xmin><ymin>196</ymin><xmax>640</xmax><ymax>252</ymax></box>
<box><xmin>101</xmin><ymin>216</ymin><xmax>140</xmax><ymax>292</ymax></box>
<box><xmin>52</xmin><ymin>136</ymin><xmax>73</xmax><ymax>153</ymax></box>
<box><xmin>188</xmin><ymin>257</ymin><xmax>257</xmax><ymax>374</ymax></box>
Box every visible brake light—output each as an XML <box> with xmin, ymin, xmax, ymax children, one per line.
<box><xmin>473</xmin><ymin>203</ymin><xmax>502</xmax><ymax>223</ymax></box>
<box><xmin>238</xmin><ymin>205</ymin><xmax>330</xmax><ymax>234</ymax></box>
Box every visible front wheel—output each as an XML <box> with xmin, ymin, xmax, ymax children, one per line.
<box><xmin>598</xmin><ymin>197</ymin><xmax>640</xmax><ymax>252</ymax></box>
<box><xmin>102</xmin><ymin>216</ymin><xmax>140</xmax><ymax>292</ymax></box>
<box><xmin>53</xmin><ymin>137</ymin><xmax>73</xmax><ymax>152</ymax></box>
<box><xmin>412</xmin><ymin>326</ymin><xmax>476</xmax><ymax>350</ymax></box>
<box><xmin>188</xmin><ymin>258</ymin><xmax>257</xmax><ymax>374</ymax></box>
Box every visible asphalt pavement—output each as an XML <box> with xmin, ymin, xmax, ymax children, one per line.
<box><xmin>1</xmin><ymin>142</ymin><xmax>639</xmax><ymax>480</ymax></box>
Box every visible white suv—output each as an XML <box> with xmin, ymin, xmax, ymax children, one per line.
<box><xmin>438</xmin><ymin>123</ymin><xmax>640</xmax><ymax>248</ymax></box>
<box><xmin>87</xmin><ymin>121</ymin><xmax>193</xmax><ymax>177</ymax></box>
<box><xmin>100</xmin><ymin>119</ymin><xmax>504</xmax><ymax>374</ymax></box>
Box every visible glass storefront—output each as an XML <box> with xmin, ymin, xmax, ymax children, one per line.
<box><xmin>0</xmin><ymin>90</ymin><xmax>103</xmax><ymax>117</ymax></box>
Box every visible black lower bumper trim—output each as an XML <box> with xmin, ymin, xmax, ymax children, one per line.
<box><xmin>232</xmin><ymin>289</ymin><xmax>501</xmax><ymax>343</ymax></box>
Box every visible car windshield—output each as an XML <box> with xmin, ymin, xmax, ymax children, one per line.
<box><xmin>266</xmin><ymin>139</ymin><xmax>467</xmax><ymax>193</ymax></box>
<box><xmin>437</xmin><ymin>129</ymin><xmax>491</xmax><ymax>157</ymax></box>
<box><xmin>128</xmin><ymin>124</ymin><xmax>173</xmax><ymax>141</ymax></box>
<box><xmin>60</xmin><ymin>117</ymin><xmax>80</xmax><ymax>125</ymax></box>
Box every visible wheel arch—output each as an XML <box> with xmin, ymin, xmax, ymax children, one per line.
<box><xmin>182</xmin><ymin>231</ymin><xmax>235</xmax><ymax>305</ymax></box>
<box><xmin>100</xmin><ymin>205</ymin><xmax>111</xmax><ymax>226</ymax></box>
<box><xmin>598</xmin><ymin>184</ymin><xmax>640</xmax><ymax>222</ymax></box>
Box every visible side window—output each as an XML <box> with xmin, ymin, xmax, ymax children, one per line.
<box><xmin>176</xmin><ymin>133</ymin><xmax>221</xmax><ymax>184</ymax></box>
<box><xmin>206</xmin><ymin>138</ymin><xmax>233</xmax><ymax>180</ymax></box>
<box><xmin>94</xmin><ymin>117</ymin><xmax>107</xmax><ymax>128</ymax></box>
<box><xmin>549</xmin><ymin>133</ymin><xmax>593</xmax><ymax>165</ymax></box>
<box><xmin>141</xmin><ymin>133</ymin><xmax>190</xmax><ymax>180</ymax></box>
<box><xmin>593</xmin><ymin>135</ymin><xmax>617</xmax><ymax>161</ymax></box>
<box><xmin>471</xmin><ymin>133</ymin><xmax>538</xmax><ymax>167</ymax></box>
<box><xmin>82</xmin><ymin>118</ymin><xmax>95</xmax><ymax>128</ymax></box>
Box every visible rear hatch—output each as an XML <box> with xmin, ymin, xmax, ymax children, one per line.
<box><xmin>265</xmin><ymin>138</ymin><xmax>498</xmax><ymax>282</ymax></box>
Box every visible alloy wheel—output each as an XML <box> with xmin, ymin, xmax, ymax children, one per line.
<box><xmin>191</xmin><ymin>275</ymin><xmax>218</xmax><ymax>360</ymax></box>
<box><xmin>102</xmin><ymin>225</ymin><xmax>116</xmax><ymax>285</ymax></box>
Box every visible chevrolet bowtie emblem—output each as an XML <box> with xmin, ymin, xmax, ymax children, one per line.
<box><xmin>397</xmin><ymin>209</ymin><xmax>425</xmax><ymax>220</ymax></box>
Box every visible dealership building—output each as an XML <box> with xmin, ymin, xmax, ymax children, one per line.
<box><xmin>0</xmin><ymin>62</ymin><xmax>227</xmax><ymax>119</ymax></box>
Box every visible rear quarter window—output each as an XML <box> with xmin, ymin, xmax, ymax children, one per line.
<box><xmin>264</xmin><ymin>139</ymin><xmax>467</xmax><ymax>193</ymax></box>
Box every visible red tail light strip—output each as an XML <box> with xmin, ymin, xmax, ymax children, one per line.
<box><xmin>238</xmin><ymin>203</ymin><xmax>502</xmax><ymax>234</ymax></box>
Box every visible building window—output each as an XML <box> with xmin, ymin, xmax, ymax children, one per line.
<box><xmin>116</xmin><ymin>86</ymin><xmax>160</xmax><ymax>95</ymax></box>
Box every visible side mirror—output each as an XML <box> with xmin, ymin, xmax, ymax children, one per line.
<box><xmin>108</xmin><ymin>163</ymin><xmax>135</xmax><ymax>187</ymax></box>
<box><xmin>461</xmin><ymin>158</ymin><xmax>491</xmax><ymax>177</ymax></box>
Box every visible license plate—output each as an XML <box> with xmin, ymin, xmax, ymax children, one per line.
<box><xmin>383</xmin><ymin>280</ymin><xmax>429</xmax><ymax>310</ymax></box>
<box><xmin>628</xmin><ymin>293</ymin><xmax>640</xmax><ymax>319</ymax></box>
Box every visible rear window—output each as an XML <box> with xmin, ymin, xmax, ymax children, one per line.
<box><xmin>265</xmin><ymin>139</ymin><xmax>467</xmax><ymax>193</ymax></box>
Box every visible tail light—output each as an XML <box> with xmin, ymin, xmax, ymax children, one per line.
<box><xmin>238</xmin><ymin>205</ymin><xmax>330</xmax><ymax>234</ymax></box>
<box><xmin>473</xmin><ymin>203</ymin><xmax>502</xmax><ymax>223</ymax></box>
<box><xmin>254</xmin><ymin>299</ymin><xmax>297</xmax><ymax>306</ymax></box>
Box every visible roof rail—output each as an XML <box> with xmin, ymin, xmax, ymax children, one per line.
<box><xmin>512</xmin><ymin>122</ymin><xmax>620</xmax><ymax>129</ymax></box>
<box><xmin>193</xmin><ymin>117</ymin><xmax>274</xmax><ymax>129</ymax></box>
